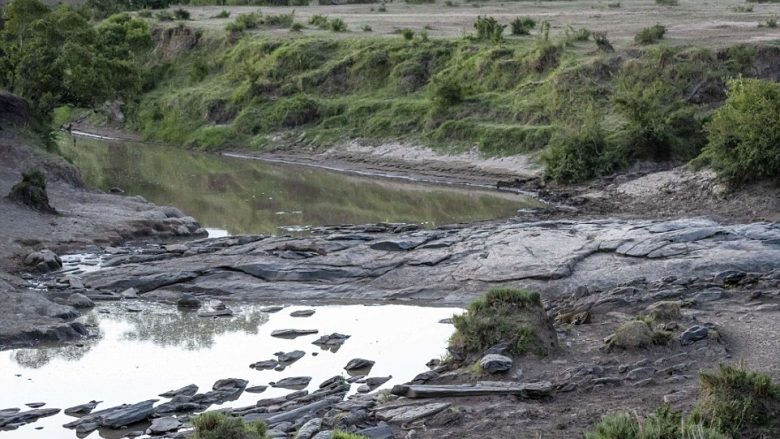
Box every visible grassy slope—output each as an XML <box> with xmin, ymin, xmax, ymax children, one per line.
<box><xmin>124</xmin><ymin>23</ymin><xmax>778</xmax><ymax>177</ymax></box>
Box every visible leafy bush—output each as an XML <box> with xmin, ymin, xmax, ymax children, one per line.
<box><xmin>264</xmin><ymin>13</ymin><xmax>295</xmax><ymax>27</ymax></box>
<box><xmin>761</xmin><ymin>17</ymin><xmax>778</xmax><ymax>27</ymax></box>
<box><xmin>400</xmin><ymin>28</ymin><xmax>415</xmax><ymax>40</ymax></box>
<box><xmin>156</xmin><ymin>10</ymin><xmax>174</xmax><ymax>21</ymax></box>
<box><xmin>290</xmin><ymin>22</ymin><xmax>304</xmax><ymax>32</ymax></box>
<box><xmin>732</xmin><ymin>4</ymin><xmax>753</xmax><ymax>12</ymax></box>
<box><xmin>474</xmin><ymin>15</ymin><xmax>505</xmax><ymax>42</ymax></box>
<box><xmin>429</xmin><ymin>76</ymin><xmax>463</xmax><ymax>107</ymax></box>
<box><xmin>226</xmin><ymin>12</ymin><xmax>262</xmax><ymax>32</ymax></box>
<box><xmin>510</xmin><ymin>17</ymin><xmax>535</xmax><ymax>35</ymax></box>
<box><xmin>701</xmin><ymin>77</ymin><xmax>780</xmax><ymax>184</ymax></box>
<box><xmin>362</xmin><ymin>24</ymin><xmax>372</xmax><ymax>32</ymax></box>
<box><xmin>655</xmin><ymin>0</ymin><xmax>678</xmax><ymax>5</ymax></box>
<box><xmin>309</xmin><ymin>14</ymin><xmax>328</xmax><ymax>28</ymax></box>
<box><xmin>9</xmin><ymin>168</ymin><xmax>56</xmax><ymax>213</ymax></box>
<box><xmin>565</xmin><ymin>25</ymin><xmax>591</xmax><ymax>42</ymax></box>
<box><xmin>192</xmin><ymin>412</ymin><xmax>267</xmax><ymax>439</ymax></box>
<box><xmin>214</xmin><ymin>10</ymin><xmax>230</xmax><ymax>18</ymax></box>
<box><xmin>173</xmin><ymin>8</ymin><xmax>190</xmax><ymax>20</ymax></box>
<box><xmin>542</xmin><ymin>116</ymin><xmax>625</xmax><ymax>183</ymax></box>
<box><xmin>450</xmin><ymin>288</ymin><xmax>556</xmax><ymax>358</ymax></box>
<box><xmin>635</xmin><ymin>24</ymin><xmax>666</xmax><ymax>44</ymax></box>
<box><xmin>332</xmin><ymin>431</ymin><xmax>369</xmax><ymax>439</ymax></box>
<box><xmin>692</xmin><ymin>364</ymin><xmax>780</xmax><ymax>437</ymax></box>
<box><xmin>587</xmin><ymin>364</ymin><xmax>779</xmax><ymax>439</ymax></box>
<box><xmin>329</xmin><ymin>17</ymin><xmax>348</xmax><ymax>32</ymax></box>
<box><xmin>593</xmin><ymin>31</ymin><xmax>614</xmax><ymax>52</ymax></box>
<box><xmin>138</xmin><ymin>10</ymin><xmax>152</xmax><ymax>17</ymax></box>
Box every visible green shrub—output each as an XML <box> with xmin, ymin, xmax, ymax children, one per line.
<box><xmin>473</xmin><ymin>15</ymin><xmax>505</xmax><ymax>42</ymax></box>
<box><xmin>655</xmin><ymin>0</ymin><xmax>678</xmax><ymax>5</ymax></box>
<box><xmin>692</xmin><ymin>364</ymin><xmax>780</xmax><ymax>436</ymax></box>
<box><xmin>701</xmin><ymin>77</ymin><xmax>780</xmax><ymax>184</ymax></box>
<box><xmin>290</xmin><ymin>22</ymin><xmax>304</xmax><ymax>32</ymax></box>
<box><xmin>156</xmin><ymin>10</ymin><xmax>174</xmax><ymax>21</ymax></box>
<box><xmin>635</xmin><ymin>24</ymin><xmax>666</xmax><ymax>44</ymax></box>
<box><xmin>138</xmin><ymin>10</ymin><xmax>153</xmax><ymax>18</ymax></box>
<box><xmin>450</xmin><ymin>288</ymin><xmax>556</xmax><ymax>358</ymax></box>
<box><xmin>227</xmin><ymin>12</ymin><xmax>262</xmax><ymax>32</ymax></box>
<box><xmin>586</xmin><ymin>407</ymin><xmax>728</xmax><ymax>439</ymax></box>
<box><xmin>593</xmin><ymin>31</ymin><xmax>614</xmax><ymax>51</ymax></box>
<box><xmin>264</xmin><ymin>13</ymin><xmax>295</xmax><ymax>27</ymax></box>
<box><xmin>761</xmin><ymin>17</ymin><xmax>778</xmax><ymax>27</ymax></box>
<box><xmin>445</xmin><ymin>0</ymin><xmax>457</xmax><ymax>5</ymax></box>
<box><xmin>400</xmin><ymin>28</ymin><xmax>415</xmax><ymax>40</ymax></box>
<box><xmin>329</xmin><ymin>18</ymin><xmax>348</xmax><ymax>32</ymax></box>
<box><xmin>9</xmin><ymin>168</ymin><xmax>56</xmax><ymax>213</ymax></box>
<box><xmin>332</xmin><ymin>431</ymin><xmax>369</xmax><ymax>439</ymax></box>
<box><xmin>510</xmin><ymin>17</ymin><xmax>535</xmax><ymax>35</ymax></box>
<box><xmin>214</xmin><ymin>10</ymin><xmax>231</xmax><ymax>18</ymax></box>
<box><xmin>309</xmin><ymin>14</ymin><xmax>329</xmax><ymax>28</ymax></box>
<box><xmin>565</xmin><ymin>25</ymin><xmax>591</xmax><ymax>42</ymax></box>
<box><xmin>173</xmin><ymin>8</ymin><xmax>190</xmax><ymax>20</ymax></box>
<box><xmin>362</xmin><ymin>24</ymin><xmax>372</xmax><ymax>32</ymax></box>
<box><xmin>731</xmin><ymin>4</ymin><xmax>753</xmax><ymax>12</ymax></box>
<box><xmin>192</xmin><ymin>412</ymin><xmax>267</xmax><ymax>439</ymax></box>
<box><xmin>429</xmin><ymin>76</ymin><xmax>463</xmax><ymax>107</ymax></box>
<box><xmin>542</xmin><ymin>116</ymin><xmax>625</xmax><ymax>183</ymax></box>
<box><xmin>607</xmin><ymin>1</ymin><xmax>620</xmax><ymax>7</ymax></box>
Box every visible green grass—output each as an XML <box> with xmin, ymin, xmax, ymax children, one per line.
<box><xmin>449</xmin><ymin>288</ymin><xmax>553</xmax><ymax>358</ymax></box>
<box><xmin>332</xmin><ymin>431</ymin><xmax>369</xmax><ymax>439</ymax></box>
<box><xmin>635</xmin><ymin>24</ymin><xmax>666</xmax><ymax>44</ymax></box>
<box><xmin>587</xmin><ymin>364</ymin><xmax>780</xmax><ymax>439</ymax></box>
<box><xmin>192</xmin><ymin>412</ymin><xmax>268</xmax><ymax>439</ymax></box>
<box><xmin>126</xmin><ymin>29</ymin><xmax>773</xmax><ymax>183</ymax></box>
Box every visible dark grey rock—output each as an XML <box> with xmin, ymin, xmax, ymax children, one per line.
<box><xmin>64</xmin><ymin>400</ymin><xmax>100</xmax><ymax>416</ymax></box>
<box><xmin>271</xmin><ymin>377</ymin><xmax>312</xmax><ymax>390</ymax></box>
<box><xmin>260</xmin><ymin>305</ymin><xmax>285</xmax><ymax>313</ymax></box>
<box><xmin>246</xmin><ymin>385</ymin><xmax>268</xmax><ymax>393</ymax></box>
<box><xmin>252</xmin><ymin>359</ymin><xmax>279</xmax><ymax>370</ymax></box>
<box><xmin>357</xmin><ymin>424</ymin><xmax>395</xmax><ymax>439</ymax></box>
<box><xmin>99</xmin><ymin>399</ymin><xmax>157</xmax><ymax>429</ymax></box>
<box><xmin>272</xmin><ymin>329</ymin><xmax>318</xmax><ymax>338</ymax></box>
<box><xmin>291</xmin><ymin>309</ymin><xmax>316</xmax><ymax>317</ymax></box>
<box><xmin>626</xmin><ymin>367</ymin><xmax>655</xmax><ymax>381</ymax></box>
<box><xmin>296</xmin><ymin>417</ymin><xmax>322</xmax><ymax>439</ymax></box>
<box><xmin>277</xmin><ymin>350</ymin><xmax>306</xmax><ymax>364</ymax></box>
<box><xmin>0</xmin><ymin>407</ymin><xmax>60</xmax><ymax>428</ymax></box>
<box><xmin>479</xmin><ymin>354</ymin><xmax>513</xmax><ymax>374</ymax></box>
<box><xmin>344</xmin><ymin>358</ymin><xmax>375</xmax><ymax>372</ymax></box>
<box><xmin>24</xmin><ymin>250</ymin><xmax>62</xmax><ymax>273</ymax></box>
<box><xmin>159</xmin><ymin>384</ymin><xmax>198</xmax><ymax>398</ymax></box>
<box><xmin>24</xmin><ymin>403</ymin><xmax>45</xmax><ymax>409</ymax></box>
<box><xmin>67</xmin><ymin>293</ymin><xmax>94</xmax><ymax>308</ymax></box>
<box><xmin>146</xmin><ymin>416</ymin><xmax>181</xmax><ymax>435</ymax></box>
<box><xmin>680</xmin><ymin>325</ymin><xmax>710</xmax><ymax>345</ymax></box>
<box><xmin>176</xmin><ymin>293</ymin><xmax>201</xmax><ymax>308</ymax></box>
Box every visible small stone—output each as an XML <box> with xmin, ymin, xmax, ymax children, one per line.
<box><xmin>246</xmin><ymin>385</ymin><xmax>268</xmax><ymax>393</ymax></box>
<box><xmin>260</xmin><ymin>305</ymin><xmax>285</xmax><ymax>313</ymax></box>
<box><xmin>626</xmin><ymin>367</ymin><xmax>655</xmax><ymax>381</ymax></box>
<box><xmin>290</xmin><ymin>309</ymin><xmax>316</xmax><ymax>317</ymax></box>
<box><xmin>693</xmin><ymin>289</ymin><xmax>724</xmax><ymax>303</ymax></box>
<box><xmin>67</xmin><ymin>293</ymin><xmax>94</xmax><ymax>309</ymax></box>
<box><xmin>680</xmin><ymin>325</ymin><xmax>710</xmax><ymax>345</ymax></box>
<box><xmin>270</xmin><ymin>376</ymin><xmax>311</xmax><ymax>390</ymax></box>
<box><xmin>271</xmin><ymin>329</ymin><xmax>318</xmax><ymax>338</ymax></box>
<box><xmin>276</xmin><ymin>350</ymin><xmax>305</xmax><ymax>364</ymax></box>
<box><xmin>25</xmin><ymin>403</ymin><xmax>45</xmax><ymax>408</ymax></box>
<box><xmin>344</xmin><ymin>358</ymin><xmax>375</xmax><ymax>372</ymax></box>
<box><xmin>479</xmin><ymin>354</ymin><xmax>513</xmax><ymax>374</ymax></box>
<box><xmin>176</xmin><ymin>293</ymin><xmax>201</xmax><ymax>308</ymax></box>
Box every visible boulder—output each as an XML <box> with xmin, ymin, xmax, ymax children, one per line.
<box><xmin>146</xmin><ymin>416</ymin><xmax>181</xmax><ymax>435</ymax></box>
<box><xmin>344</xmin><ymin>358</ymin><xmax>375</xmax><ymax>372</ymax></box>
<box><xmin>605</xmin><ymin>321</ymin><xmax>653</xmax><ymax>351</ymax></box>
<box><xmin>24</xmin><ymin>249</ymin><xmax>62</xmax><ymax>273</ymax></box>
<box><xmin>479</xmin><ymin>354</ymin><xmax>513</xmax><ymax>374</ymax></box>
<box><xmin>67</xmin><ymin>293</ymin><xmax>95</xmax><ymax>309</ymax></box>
<box><xmin>271</xmin><ymin>376</ymin><xmax>312</xmax><ymax>390</ymax></box>
<box><xmin>176</xmin><ymin>293</ymin><xmax>201</xmax><ymax>308</ymax></box>
<box><xmin>295</xmin><ymin>417</ymin><xmax>322</xmax><ymax>439</ymax></box>
<box><xmin>680</xmin><ymin>325</ymin><xmax>710</xmax><ymax>346</ymax></box>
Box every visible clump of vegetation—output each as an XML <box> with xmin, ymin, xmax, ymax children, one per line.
<box><xmin>473</xmin><ymin>15</ymin><xmax>505</xmax><ymax>42</ymax></box>
<box><xmin>655</xmin><ymin>0</ymin><xmax>678</xmax><ymax>5</ymax></box>
<box><xmin>214</xmin><ymin>10</ymin><xmax>230</xmax><ymax>18</ymax></box>
<box><xmin>635</xmin><ymin>24</ymin><xmax>667</xmax><ymax>44</ymax></box>
<box><xmin>759</xmin><ymin>17</ymin><xmax>778</xmax><ymax>27</ymax></box>
<box><xmin>156</xmin><ymin>10</ymin><xmax>174</xmax><ymax>21</ymax></box>
<box><xmin>593</xmin><ymin>31</ymin><xmax>614</xmax><ymax>51</ymax></box>
<box><xmin>701</xmin><ymin>77</ymin><xmax>780</xmax><ymax>184</ymax></box>
<box><xmin>264</xmin><ymin>12</ymin><xmax>295</xmax><ymax>27</ymax></box>
<box><xmin>731</xmin><ymin>4</ymin><xmax>753</xmax><ymax>12</ymax></box>
<box><xmin>445</xmin><ymin>0</ymin><xmax>457</xmax><ymax>6</ymax></box>
<box><xmin>399</xmin><ymin>27</ymin><xmax>415</xmax><ymax>40</ymax></box>
<box><xmin>430</xmin><ymin>76</ymin><xmax>464</xmax><ymax>107</ymax></box>
<box><xmin>309</xmin><ymin>14</ymin><xmax>329</xmax><ymax>28</ymax></box>
<box><xmin>449</xmin><ymin>288</ymin><xmax>558</xmax><ymax>359</ymax></box>
<box><xmin>332</xmin><ymin>431</ymin><xmax>369</xmax><ymax>439</ymax></box>
<box><xmin>290</xmin><ymin>22</ymin><xmax>304</xmax><ymax>32</ymax></box>
<box><xmin>604</xmin><ymin>320</ymin><xmax>654</xmax><ymax>351</ymax></box>
<box><xmin>226</xmin><ymin>12</ymin><xmax>262</xmax><ymax>32</ymax></box>
<box><xmin>173</xmin><ymin>8</ymin><xmax>190</xmax><ymax>20</ymax></box>
<box><xmin>8</xmin><ymin>169</ymin><xmax>56</xmax><ymax>214</ymax></box>
<box><xmin>329</xmin><ymin>17</ymin><xmax>348</xmax><ymax>32</ymax></box>
<box><xmin>607</xmin><ymin>1</ymin><xmax>621</xmax><ymax>8</ymax></box>
<box><xmin>362</xmin><ymin>24</ymin><xmax>372</xmax><ymax>32</ymax></box>
<box><xmin>542</xmin><ymin>114</ymin><xmax>624</xmax><ymax>183</ymax></box>
<box><xmin>587</xmin><ymin>364</ymin><xmax>780</xmax><ymax>439</ymax></box>
<box><xmin>137</xmin><ymin>9</ymin><xmax>152</xmax><ymax>18</ymax></box>
<box><xmin>192</xmin><ymin>412</ymin><xmax>267</xmax><ymax>439</ymax></box>
<box><xmin>510</xmin><ymin>17</ymin><xmax>535</xmax><ymax>35</ymax></box>
<box><xmin>565</xmin><ymin>25</ymin><xmax>591</xmax><ymax>42</ymax></box>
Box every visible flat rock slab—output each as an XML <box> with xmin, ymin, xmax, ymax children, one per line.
<box><xmin>146</xmin><ymin>416</ymin><xmax>181</xmax><ymax>435</ymax></box>
<box><xmin>290</xmin><ymin>309</ymin><xmax>316</xmax><ymax>317</ymax></box>
<box><xmin>271</xmin><ymin>329</ymin><xmax>318</xmax><ymax>338</ymax></box>
<box><xmin>391</xmin><ymin>382</ymin><xmax>553</xmax><ymax>399</ymax></box>
<box><xmin>271</xmin><ymin>376</ymin><xmax>312</xmax><ymax>390</ymax></box>
<box><xmin>0</xmin><ymin>408</ymin><xmax>60</xmax><ymax>428</ymax></box>
<box><xmin>99</xmin><ymin>399</ymin><xmax>157</xmax><ymax>429</ymax></box>
<box><xmin>376</xmin><ymin>402</ymin><xmax>451</xmax><ymax>423</ymax></box>
<box><xmin>159</xmin><ymin>384</ymin><xmax>198</xmax><ymax>398</ymax></box>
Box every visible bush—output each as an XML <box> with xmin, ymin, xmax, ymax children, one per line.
<box><xmin>227</xmin><ymin>12</ymin><xmax>262</xmax><ymax>32</ymax></box>
<box><xmin>264</xmin><ymin>13</ymin><xmax>295</xmax><ymax>27</ymax></box>
<box><xmin>138</xmin><ymin>10</ymin><xmax>152</xmax><ymax>17</ymax></box>
<box><xmin>701</xmin><ymin>78</ymin><xmax>780</xmax><ymax>184</ymax></box>
<box><xmin>429</xmin><ymin>76</ymin><xmax>463</xmax><ymax>107</ymax></box>
<box><xmin>361</xmin><ymin>24</ymin><xmax>372</xmax><ymax>32</ymax></box>
<box><xmin>655</xmin><ymin>0</ymin><xmax>678</xmax><ymax>5</ymax></box>
<box><xmin>399</xmin><ymin>28</ymin><xmax>415</xmax><ymax>40</ymax></box>
<box><xmin>214</xmin><ymin>10</ymin><xmax>230</xmax><ymax>18</ymax></box>
<box><xmin>332</xmin><ymin>431</ymin><xmax>369</xmax><ymax>439</ymax></box>
<box><xmin>635</xmin><ymin>24</ymin><xmax>666</xmax><ymax>44</ymax></box>
<box><xmin>761</xmin><ymin>17</ymin><xmax>778</xmax><ymax>27</ymax></box>
<box><xmin>565</xmin><ymin>25</ymin><xmax>591</xmax><ymax>42</ymax></box>
<box><xmin>474</xmin><ymin>15</ymin><xmax>505</xmax><ymax>42</ymax></box>
<box><xmin>290</xmin><ymin>22</ymin><xmax>304</xmax><ymax>32</ymax></box>
<box><xmin>156</xmin><ymin>10</ymin><xmax>174</xmax><ymax>21</ymax></box>
<box><xmin>593</xmin><ymin>31</ymin><xmax>614</xmax><ymax>52</ymax></box>
<box><xmin>173</xmin><ymin>8</ymin><xmax>190</xmax><ymax>20</ymax></box>
<box><xmin>510</xmin><ymin>17</ymin><xmax>535</xmax><ymax>35</ymax></box>
<box><xmin>732</xmin><ymin>5</ymin><xmax>753</xmax><ymax>12</ymax></box>
<box><xmin>449</xmin><ymin>288</ymin><xmax>557</xmax><ymax>358</ymax></box>
<box><xmin>692</xmin><ymin>364</ymin><xmax>780</xmax><ymax>436</ymax></box>
<box><xmin>586</xmin><ymin>407</ymin><xmax>728</xmax><ymax>439</ymax></box>
<box><xmin>8</xmin><ymin>169</ymin><xmax>56</xmax><ymax>214</ymax></box>
<box><xmin>329</xmin><ymin>17</ymin><xmax>347</xmax><ymax>32</ymax></box>
<box><xmin>607</xmin><ymin>1</ymin><xmax>620</xmax><ymax>7</ymax></box>
<box><xmin>542</xmin><ymin>116</ymin><xmax>625</xmax><ymax>183</ymax></box>
<box><xmin>309</xmin><ymin>14</ymin><xmax>328</xmax><ymax>28</ymax></box>
<box><xmin>192</xmin><ymin>412</ymin><xmax>267</xmax><ymax>439</ymax></box>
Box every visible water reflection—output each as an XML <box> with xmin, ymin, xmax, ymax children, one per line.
<box><xmin>115</xmin><ymin>307</ymin><xmax>268</xmax><ymax>350</ymax></box>
<box><xmin>60</xmin><ymin>137</ymin><xmax>536</xmax><ymax>235</ymax></box>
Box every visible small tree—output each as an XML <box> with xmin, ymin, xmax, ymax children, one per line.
<box><xmin>474</xmin><ymin>16</ymin><xmax>505</xmax><ymax>43</ymax></box>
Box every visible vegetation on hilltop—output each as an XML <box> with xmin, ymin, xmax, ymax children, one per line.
<box><xmin>1</xmin><ymin>0</ymin><xmax>779</xmax><ymax>185</ymax></box>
